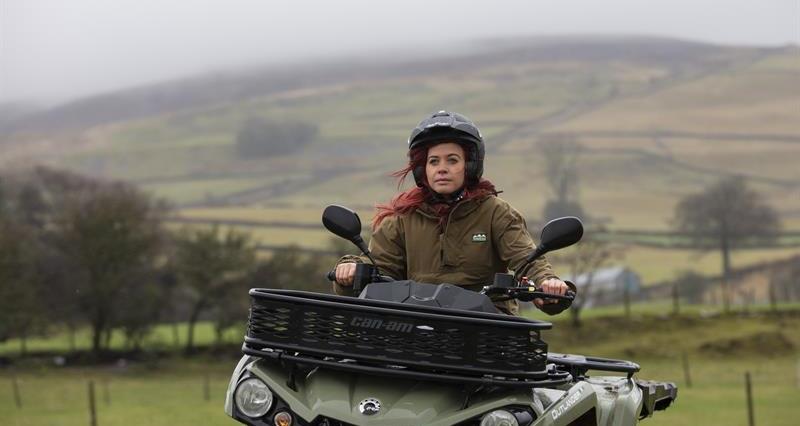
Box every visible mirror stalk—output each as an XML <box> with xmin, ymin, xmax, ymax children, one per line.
<box><xmin>514</xmin><ymin>217</ymin><xmax>583</xmax><ymax>282</ymax></box>
<box><xmin>353</xmin><ymin>236</ymin><xmax>383</xmax><ymax>281</ymax></box>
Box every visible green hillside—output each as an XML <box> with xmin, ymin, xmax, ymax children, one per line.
<box><xmin>2</xmin><ymin>37</ymin><xmax>798</xmax><ymax>284</ymax></box>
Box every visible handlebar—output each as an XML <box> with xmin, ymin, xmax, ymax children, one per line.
<box><xmin>326</xmin><ymin>269</ymin><xmax>395</xmax><ymax>283</ymax></box>
<box><xmin>481</xmin><ymin>283</ymin><xmax>575</xmax><ymax>302</ymax></box>
<box><xmin>512</xmin><ymin>289</ymin><xmax>575</xmax><ymax>303</ymax></box>
<box><xmin>328</xmin><ymin>267</ymin><xmax>574</xmax><ymax>304</ymax></box>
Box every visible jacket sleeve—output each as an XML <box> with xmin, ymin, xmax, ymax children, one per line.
<box><xmin>368</xmin><ymin>215</ymin><xmax>407</xmax><ymax>281</ymax></box>
<box><xmin>330</xmin><ymin>215</ymin><xmax>406</xmax><ymax>296</ymax></box>
<box><xmin>492</xmin><ymin>203</ymin><xmax>558</xmax><ymax>287</ymax></box>
<box><xmin>538</xmin><ymin>280</ymin><xmax>578</xmax><ymax>315</ymax></box>
<box><xmin>491</xmin><ymin>203</ymin><xmax>578</xmax><ymax>316</ymax></box>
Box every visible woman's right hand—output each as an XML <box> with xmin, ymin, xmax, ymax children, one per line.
<box><xmin>334</xmin><ymin>263</ymin><xmax>357</xmax><ymax>286</ymax></box>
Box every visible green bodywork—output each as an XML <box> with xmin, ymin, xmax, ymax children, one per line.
<box><xmin>225</xmin><ymin>356</ymin><xmax>648</xmax><ymax>425</ymax></box>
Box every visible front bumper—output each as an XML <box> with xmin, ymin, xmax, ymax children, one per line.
<box><xmin>636</xmin><ymin>380</ymin><xmax>678</xmax><ymax>418</ymax></box>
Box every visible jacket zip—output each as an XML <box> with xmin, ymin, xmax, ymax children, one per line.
<box><xmin>440</xmin><ymin>202</ymin><xmax>464</xmax><ymax>266</ymax></box>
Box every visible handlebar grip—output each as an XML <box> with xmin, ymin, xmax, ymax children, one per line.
<box><xmin>536</xmin><ymin>292</ymin><xmax>574</xmax><ymax>301</ymax></box>
<box><xmin>327</xmin><ymin>270</ymin><xmax>336</xmax><ymax>281</ymax></box>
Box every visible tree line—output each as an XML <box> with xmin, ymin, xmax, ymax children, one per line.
<box><xmin>0</xmin><ymin>167</ymin><xmax>349</xmax><ymax>357</ymax></box>
<box><xmin>1</xmin><ymin>141</ymin><xmax>786</xmax><ymax>354</ymax></box>
<box><xmin>538</xmin><ymin>136</ymin><xmax>783</xmax><ymax>324</ymax></box>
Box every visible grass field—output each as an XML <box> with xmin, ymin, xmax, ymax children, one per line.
<box><xmin>637</xmin><ymin>357</ymin><xmax>800</xmax><ymax>426</ymax></box>
<box><xmin>2</xmin><ymin>310</ymin><xmax>799</xmax><ymax>425</ymax></box>
<box><xmin>0</xmin><ymin>361</ymin><xmax>234</xmax><ymax>426</ymax></box>
<box><xmin>2</xmin><ymin>357</ymin><xmax>798</xmax><ymax>425</ymax></box>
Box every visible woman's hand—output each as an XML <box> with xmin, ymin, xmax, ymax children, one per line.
<box><xmin>334</xmin><ymin>263</ymin><xmax>357</xmax><ymax>286</ymax></box>
<box><xmin>533</xmin><ymin>278</ymin><xmax>569</xmax><ymax>308</ymax></box>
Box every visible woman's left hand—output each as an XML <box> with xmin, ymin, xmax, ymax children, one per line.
<box><xmin>533</xmin><ymin>278</ymin><xmax>569</xmax><ymax>308</ymax></box>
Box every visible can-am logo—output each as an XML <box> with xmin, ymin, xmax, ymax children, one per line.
<box><xmin>359</xmin><ymin>398</ymin><xmax>381</xmax><ymax>415</ymax></box>
<box><xmin>350</xmin><ymin>317</ymin><xmax>414</xmax><ymax>333</ymax></box>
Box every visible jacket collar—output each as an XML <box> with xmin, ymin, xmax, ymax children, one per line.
<box><xmin>415</xmin><ymin>194</ymin><xmax>491</xmax><ymax>221</ymax></box>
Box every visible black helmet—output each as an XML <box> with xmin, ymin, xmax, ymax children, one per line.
<box><xmin>408</xmin><ymin>111</ymin><xmax>485</xmax><ymax>187</ymax></box>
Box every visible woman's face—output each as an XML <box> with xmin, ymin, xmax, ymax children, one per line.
<box><xmin>426</xmin><ymin>142</ymin><xmax>466</xmax><ymax>195</ymax></box>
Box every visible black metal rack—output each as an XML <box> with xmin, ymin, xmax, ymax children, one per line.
<box><xmin>547</xmin><ymin>352</ymin><xmax>641</xmax><ymax>379</ymax></box>
<box><xmin>243</xmin><ymin>289</ymin><xmax>568</xmax><ymax>387</ymax></box>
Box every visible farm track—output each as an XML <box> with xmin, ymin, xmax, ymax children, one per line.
<box><xmin>542</xmin><ymin>130</ymin><xmax>800</xmax><ymax>144</ymax></box>
<box><xmin>132</xmin><ymin>128</ymin><xmax>800</xmax><ymax>192</ymax></box>
<box><xmin>488</xmin><ymin>49</ymin><xmax>776</xmax><ymax>149</ymax></box>
<box><xmin>177</xmin><ymin>165</ymin><xmax>378</xmax><ymax>207</ymax></box>
<box><xmin>583</xmin><ymin>145</ymin><xmax>800</xmax><ymax>189</ymax></box>
<box><xmin>134</xmin><ymin>50</ymin><xmax>796</xmax><ymax>207</ymax></box>
<box><xmin>165</xmin><ymin>216</ymin><xmax>800</xmax><ymax>252</ymax></box>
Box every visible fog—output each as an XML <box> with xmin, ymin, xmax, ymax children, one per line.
<box><xmin>1</xmin><ymin>0</ymin><xmax>798</xmax><ymax>105</ymax></box>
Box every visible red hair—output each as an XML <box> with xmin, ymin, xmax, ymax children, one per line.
<box><xmin>372</xmin><ymin>143</ymin><xmax>498</xmax><ymax>229</ymax></box>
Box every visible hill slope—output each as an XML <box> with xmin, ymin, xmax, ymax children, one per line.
<box><xmin>2</xmin><ymin>36</ymin><xmax>798</xmax><ymax>284</ymax></box>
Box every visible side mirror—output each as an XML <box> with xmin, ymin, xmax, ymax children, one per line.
<box><xmin>322</xmin><ymin>205</ymin><xmax>370</xmax><ymax>255</ymax></box>
<box><xmin>540</xmin><ymin>216</ymin><xmax>584</xmax><ymax>252</ymax></box>
<box><xmin>322</xmin><ymin>205</ymin><xmax>362</xmax><ymax>241</ymax></box>
<box><xmin>524</xmin><ymin>217</ymin><xmax>584</xmax><ymax>264</ymax></box>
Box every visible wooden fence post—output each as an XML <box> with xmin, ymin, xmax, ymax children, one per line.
<box><xmin>88</xmin><ymin>380</ymin><xmax>97</xmax><ymax>426</ymax></box>
<box><xmin>745</xmin><ymin>372</ymin><xmax>754</xmax><ymax>426</ymax></box>
<box><xmin>672</xmin><ymin>283</ymin><xmax>680</xmax><ymax>315</ymax></box>
<box><xmin>623</xmin><ymin>286</ymin><xmax>631</xmax><ymax>319</ymax></box>
<box><xmin>682</xmin><ymin>352</ymin><xmax>692</xmax><ymax>388</ymax></box>
<box><xmin>12</xmin><ymin>374</ymin><xmax>22</xmax><ymax>408</ymax></box>
<box><xmin>796</xmin><ymin>358</ymin><xmax>800</xmax><ymax>390</ymax></box>
<box><xmin>172</xmin><ymin>323</ymin><xmax>180</xmax><ymax>348</ymax></box>
<box><xmin>204</xmin><ymin>373</ymin><xmax>211</xmax><ymax>402</ymax></box>
<box><xmin>103</xmin><ymin>378</ymin><xmax>110</xmax><ymax>406</ymax></box>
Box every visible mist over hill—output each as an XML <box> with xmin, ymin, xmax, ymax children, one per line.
<box><xmin>1</xmin><ymin>35</ymin><xmax>797</xmax><ymax>224</ymax></box>
<box><xmin>1</xmin><ymin>33</ymin><xmax>798</xmax><ymax>286</ymax></box>
<box><xmin>0</xmin><ymin>36</ymin><xmax>771</xmax><ymax>138</ymax></box>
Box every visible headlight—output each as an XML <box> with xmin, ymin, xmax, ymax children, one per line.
<box><xmin>234</xmin><ymin>377</ymin><xmax>274</xmax><ymax>418</ymax></box>
<box><xmin>480</xmin><ymin>409</ymin><xmax>519</xmax><ymax>426</ymax></box>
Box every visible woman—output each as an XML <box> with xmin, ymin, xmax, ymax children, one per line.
<box><xmin>332</xmin><ymin>111</ymin><xmax>573</xmax><ymax>315</ymax></box>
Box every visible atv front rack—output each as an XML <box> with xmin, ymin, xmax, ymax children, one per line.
<box><xmin>243</xmin><ymin>289</ymin><xmax>568</xmax><ymax>388</ymax></box>
<box><xmin>547</xmin><ymin>352</ymin><xmax>641</xmax><ymax>379</ymax></box>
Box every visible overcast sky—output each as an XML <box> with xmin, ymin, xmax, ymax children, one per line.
<box><xmin>1</xmin><ymin>0</ymin><xmax>798</xmax><ymax>105</ymax></box>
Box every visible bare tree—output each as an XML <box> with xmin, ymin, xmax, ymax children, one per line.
<box><xmin>673</xmin><ymin>176</ymin><xmax>780</xmax><ymax>312</ymax></box>
<box><xmin>538</xmin><ymin>135</ymin><xmax>585</xmax><ymax>220</ymax></box>
<box><xmin>551</xmin><ymin>229</ymin><xmax>623</xmax><ymax>327</ymax></box>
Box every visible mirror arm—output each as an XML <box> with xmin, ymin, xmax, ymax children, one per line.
<box><xmin>526</xmin><ymin>244</ymin><xmax>545</xmax><ymax>264</ymax></box>
<box><xmin>514</xmin><ymin>244</ymin><xmax>548</xmax><ymax>281</ymax></box>
<box><xmin>352</xmin><ymin>236</ymin><xmax>370</xmax><ymax>257</ymax></box>
<box><xmin>352</xmin><ymin>236</ymin><xmax>387</xmax><ymax>282</ymax></box>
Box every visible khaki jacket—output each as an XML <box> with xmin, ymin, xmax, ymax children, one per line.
<box><xmin>334</xmin><ymin>195</ymin><xmax>564</xmax><ymax>315</ymax></box>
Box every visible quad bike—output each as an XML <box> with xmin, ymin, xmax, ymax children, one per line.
<box><xmin>224</xmin><ymin>206</ymin><xmax>677</xmax><ymax>425</ymax></box>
